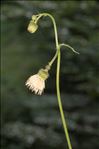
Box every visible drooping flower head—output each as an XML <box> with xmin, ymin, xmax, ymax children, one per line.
<box><xmin>25</xmin><ymin>67</ymin><xmax>50</xmax><ymax>95</ymax></box>
<box><xmin>27</xmin><ymin>20</ymin><xmax>38</xmax><ymax>33</ymax></box>
<box><xmin>27</xmin><ymin>15</ymin><xmax>40</xmax><ymax>33</ymax></box>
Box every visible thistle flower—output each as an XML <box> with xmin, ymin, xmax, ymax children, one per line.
<box><xmin>25</xmin><ymin>68</ymin><xmax>49</xmax><ymax>95</ymax></box>
<box><xmin>25</xmin><ymin>74</ymin><xmax>45</xmax><ymax>95</ymax></box>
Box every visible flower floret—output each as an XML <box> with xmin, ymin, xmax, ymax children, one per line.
<box><xmin>25</xmin><ymin>74</ymin><xmax>45</xmax><ymax>95</ymax></box>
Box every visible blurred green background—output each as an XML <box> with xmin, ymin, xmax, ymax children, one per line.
<box><xmin>1</xmin><ymin>1</ymin><xmax>99</xmax><ymax>149</ymax></box>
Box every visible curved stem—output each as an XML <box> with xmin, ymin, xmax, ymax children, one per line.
<box><xmin>36</xmin><ymin>13</ymin><xmax>59</xmax><ymax>66</ymax></box>
<box><xmin>40</xmin><ymin>13</ymin><xmax>59</xmax><ymax>49</ymax></box>
<box><xmin>34</xmin><ymin>13</ymin><xmax>73</xmax><ymax>149</ymax></box>
<box><xmin>48</xmin><ymin>50</ymin><xmax>58</xmax><ymax>66</ymax></box>
<box><xmin>56</xmin><ymin>46</ymin><xmax>72</xmax><ymax>149</ymax></box>
<box><xmin>60</xmin><ymin>43</ymin><xmax>79</xmax><ymax>54</ymax></box>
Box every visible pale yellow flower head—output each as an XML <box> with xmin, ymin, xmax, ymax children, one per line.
<box><xmin>25</xmin><ymin>68</ymin><xmax>49</xmax><ymax>95</ymax></box>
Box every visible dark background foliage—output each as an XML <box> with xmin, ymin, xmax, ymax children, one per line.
<box><xmin>1</xmin><ymin>1</ymin><xmax>99</xmax><ymax>149</ymax></box>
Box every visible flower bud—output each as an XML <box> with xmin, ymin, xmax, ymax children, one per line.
<box><xmin>27</xmin><ymin>20</ymin><xmax>38</xmax><ymax>33</ymax></box>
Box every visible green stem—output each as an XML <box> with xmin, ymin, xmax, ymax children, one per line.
<box><xmin>56</xmin><ymin>46</ymin><xmax>72</xmax><ymax>149</ymax></box>
<box><xmin>36</xmin><ymin>13</ymin><xmax>59</xmax><ymax>66</ymax></box>
<box><xmin>48</xmin><ymin>50</ymin><xmax>58</xmax><ymax>66</ymax></box>
<box><xmin>60</xmin><ymin>43</ymin><xmax>79</xmax><ymax>54</ymax></box>
<box><xmin>36</xmin><ymin>13</ymin><xmax>73</xmax><ymax>149</ymax></box>
<box><xmin>42</xmin><ymin>13</ymin><xmax>72</xmax><ymax>149</ymax></box>
<box><xmin>40</xmin><ymin>13</ymin><xmax>59</xmax><ymax>49</ymax></box>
